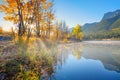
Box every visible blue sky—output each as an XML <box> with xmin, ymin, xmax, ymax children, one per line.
<box><xmin>0</xmin><ymin>0</ymin><xmax>120</xmax><ymax>30</ymax></box>
<box><xmin>54</xmin><ymin>0</ymin><xmax>120</xmax><ymax>27</ymax></box>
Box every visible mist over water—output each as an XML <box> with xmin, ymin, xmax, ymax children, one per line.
<box><xmin>52</xmin><ymin>41</ymin><xmax>120</xmax><ymax>80</ymax></box>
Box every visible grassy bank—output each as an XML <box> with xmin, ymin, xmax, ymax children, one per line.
<box><xmin>0</xmin><ymin>38</ymin><xmax>58</xmax><ymax>80</ymax></box>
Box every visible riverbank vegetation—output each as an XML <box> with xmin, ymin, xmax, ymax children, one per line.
<box><xmin>0</xmin><ymin>39</ymin><xmax>58</xmax><ymax>80</ymax></box>
<box><xmin>83</xmin><ymin>28</ymin><xmax>120</xmax><ymax>40</ymax></box>
<box><xmin>0</xmin><ymin>0</ymin><xmax>83</xmax><ymax>79</ymax></box>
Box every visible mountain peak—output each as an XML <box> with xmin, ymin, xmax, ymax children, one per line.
<box><xmin>102</xmin><ymin>9</ymin><xmax>120</xmax><ymax>20</ymax></box>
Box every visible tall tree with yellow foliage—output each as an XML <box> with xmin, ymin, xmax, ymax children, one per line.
<box><xmin>0</xmin><ymin>0</ymin><xmax>29</xmax><ymax>37</ymax></box>
<box><xmin>0</xmin><ymin>27</ymin><xmax>3</xmax><ymax>34</ymax></box>
<box><xmin>72</xmin><ymin>24</ymin><xmax>83</xmax><ymax>41</ymax></box>
<box><xmin>0</xmin><ymin>0</ymin><xmax>55</xmax><ymax>39</ymax></box>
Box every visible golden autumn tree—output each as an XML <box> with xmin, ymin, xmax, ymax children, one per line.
<box><xmin>72</xmin><ymin>24</ymin><xmax>83</xmax><ymax>41</ymax></box>
<box><xmin>31</xmin><ymin>0</ymin><xmax>45</xmax><ymax>37</ymax></box>
<box><xmin>26</xmin><ymin>0</ymin><xmax>55</xmax><ymax>38</ymax></box>
<box><xmin>0</xmin><ymin>0</ymin><xmax>28</xmax><ymax>37</ymax></box>
<box><xmin>55</xmin><ymin>21</ymin><xmax>70</xmax><ymax>40</ymax></box>
<box><xmin>0</xmin><ymin>0</ymin><xmax>55</xmax><ymax>39</ymax></box>
<box><xmin>44</xmin><ymin>0</ymin><xmax>55</xmax><ymax>38</ymax></box>
<box><xmin>0</xmin><ymin>27</ymin><xmax>3</xmax><ymax>34</ymax></box>
<box><xmin>32</xmin><ymin>0</ymin><xmax>55</xmax><ymax>39</ymax></box>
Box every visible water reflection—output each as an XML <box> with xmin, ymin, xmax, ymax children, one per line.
<box><xmin>82</xmin><ymin>43</ymin><xmax>120</xmax><ymax>73</ymax></box>
<box><xmin>53</xmin><ymin>42</ymin><xmax>120</xmax><ymax>80</ymax></box>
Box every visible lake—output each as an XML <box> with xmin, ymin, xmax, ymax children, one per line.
<box><xmin>51</xmin><ymin>41</ymin><xmax>120</xmax><ymax>80</ymax></box>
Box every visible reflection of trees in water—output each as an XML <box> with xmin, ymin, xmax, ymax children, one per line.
<box><xmin>49</xmin><ymin>43</ymin><xmax>83</xmax><ymax>80</ymax></box>
<box><xmin>72</xmin><ymin>43</ymin><xmax>83</xmax><ymax>60</ymax></box>
<box><xmin>56</xmin><ymin>44</ymin><xmax>71</xmax><ymax>69</ymax></box>
<box><xmin>82</xmin><ymin>44</ymin><xmax>120</xmax><ymax>73</ymax></box>
<box><xmin>55</xmin><ymin>43</ymin><xmax>120</xmax><ymax>74</ymax></box>
<box><xmin>50</xmin><ymin>43</ymin><xmax>120</xmax><ymax>80</ymax></box>
<box><xmin>56</xmin><ymin>43</ymin><xmax>83</xmax><ymax>68</ymax></box>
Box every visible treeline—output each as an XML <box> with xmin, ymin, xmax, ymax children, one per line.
<box><xmin>0</xmin><ymin>0</ymin><xmax>70</xmax><ymax>41</ymax></box>
<box><xmin>84</xmin><ymin>28</ymin><xmax>120</xmax><ymax>40</ymax></box>
<box><xmin>55</xmin><ymin>21</ymin><xmax>69</xmax><ymax>40</ymax></box>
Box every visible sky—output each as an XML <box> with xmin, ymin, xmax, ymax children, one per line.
<box><xmin>0</xmin><ymin>0</ymin><xmax>120</xmax><ymax>31</ymax></box>
<box><xmin>54</xmin><ymin>0</ymin><xmax>120</xmax><ymax>27</ymax></box>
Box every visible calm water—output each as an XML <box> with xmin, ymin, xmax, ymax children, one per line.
<box><xmin>51</xmin><ymin>41</ymin><xmax>120</xmax><ymax>80</ymax></box>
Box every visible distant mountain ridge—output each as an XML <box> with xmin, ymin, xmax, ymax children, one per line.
<box><xmin>102</xmin><ymin>10</ymin><xmax>120</xmax><ymax>20</ymax></box>
<box><xmin>82</xmin><ymin>9</ymin><xmax>120</xmax><ymax>34</ymax></box>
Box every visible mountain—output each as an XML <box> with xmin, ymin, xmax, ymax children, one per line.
<box><xmin>82</xmin><ymin>22</ymin><xmax>98</xmax><ymax>32</ymax></box>
<box><xmin>102</xmin><ymin>10</ymin><xmax>120</xmax><ymax>20</ymax></box>
<box><xmin>82</xmin><ymin>9</ymin><xmax>120</xmax><ymax>34</ymax></box>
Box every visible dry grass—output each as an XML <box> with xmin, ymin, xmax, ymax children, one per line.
<box><xmin>0</xmin><ymin>38</ymin><xmax>58</xmax><ymax>80</ymax></box>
